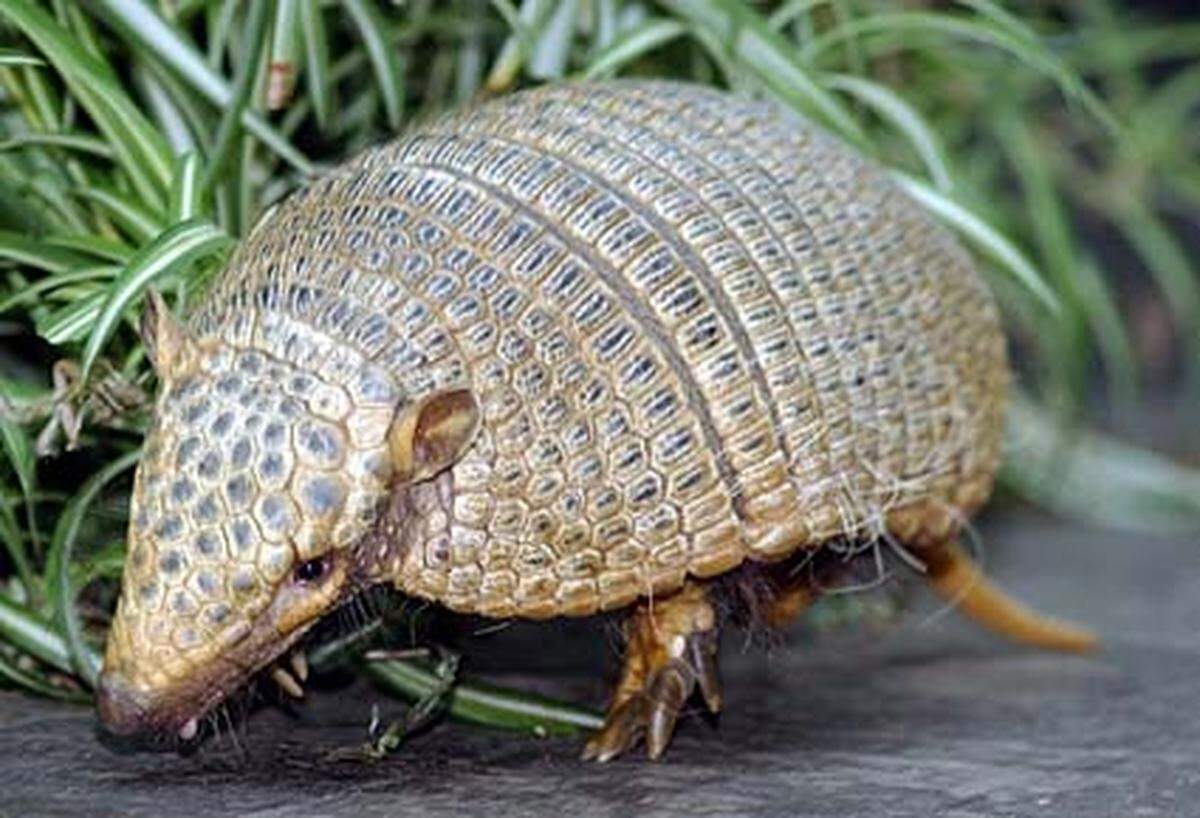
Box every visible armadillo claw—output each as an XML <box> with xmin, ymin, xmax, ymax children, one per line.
<box><xmin>688</xmin><ymin>629</ymin><xmax>722</xmax><ymax>714</ymax></box>
<box><xmin>580</xmin><ymin>695</ymin><xmax>650</xmax><ymax>762</ymax></box>
<box><xmin>582</xmin><ymin>628</ymin><xmax>721</xmax><ymax>762</ymax></box>
<box><xmin>645</xmin><ymin>660</ymin><xmax>693</xmax><ymax>759</ymax></box>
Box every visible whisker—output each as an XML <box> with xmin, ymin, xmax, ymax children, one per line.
<box><xmin>222</xmin><ymin>704</ymin><xmax>244</xmax><ymax>762</ymax></box>
<box><xmin>204</xmin><ymin>710</ymin><xmax>221</xmax><ymax>751</ymax></box>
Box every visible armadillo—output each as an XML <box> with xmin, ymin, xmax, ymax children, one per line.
<box><xmin>96</xmin><ymin>80</ymin><xmax>1095</xmax><ymax>761</ymax></box>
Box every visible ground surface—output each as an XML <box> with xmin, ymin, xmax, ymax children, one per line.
<box><xmin>1</xmin><ymin>509</ymin><xmax>1197</xmax><ymax>818</ymax></box>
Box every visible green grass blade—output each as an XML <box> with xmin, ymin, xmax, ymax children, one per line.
<box><xmin>362</xmin><ymin>658</ymin><xmax>603</xmax><ymax>736</ymax></box>
<box><xmin>168</xmin><ymin>151</ymin><xmax>204</xmax><ymax>221</ymax></box>
<box><xmin>1073</xmin><ymin>256</ymin><xmax>1140</xmax><ymax>403</ymax></box>
<box><xmin>38</xmin><ymin>290</ymin><xmax>104</xmax><ymax>345</ymax></box>
<box><xmin>767</xmin><ymin>0</ymin><xmax>826</xmax><ymax>32</ymax></box>
<box><xmin>660</xmin><ymin>0</ymin><xmax>867</xmax><ymax>146</ymax></box>
<box><xmin>590</xmin><ymin>0</ymin><xmax>618</xmax><ymax>51</ymax></box>
<box><xmin>60</xmin><ymin>1</ymin><xmax>107</xmax><ymax>64</ymax></box>
<box><xmin>528</xmin><ymin>0</ymin><xmax>579</xmax><ymax>80</ymax></box>
<box><xmin>0</xmin><ymin>230</ymin><xmax>92</xmax><ymax>273</ymax></box>
<box><xmin>0</xmin><ymin>131</ymin><xmax>115</xmax><ymax>160</ymax></box>
<box><xmin>205</xmin><ymin>0</ymin><xmax>239</xmax><ymax>67</ymax></box>
<box><xmin>0</xmin><ymin>47</ymin><xmax>43</xmax><ymax>66</ymax></box>
<box><xmin>19</xmin><ymin>61</ymin><xmax>63</xmax><ymax>131</ymax></box>
<box><xmin>1003</xmin><ymin>394</ymin><xmax>1200</xmax><ymax>534</ymax></box>
<box><xmin>44</xmin><ymin>449</ymin><xmax>140</xmax><ymax>686</ymax></box>
<box><xmin>584</xmin><ymin>17</ymin><xmax>688</xmax><ymax>79</ymax></box>
<box><xmin>891</xmin><ymin>171</ymin><xmax>1061</xmax><ymax>314</ymax></box>
<box><xmin>200</xmin><ymin>0</ymin><xmax>271</xmax><ymax>198</ymax></box>
<box><xmin>677</xmin><ymin>24</ymin><xmax>740</xmax><ymax>86</ymax></box>
<box><xmin>455</xmin><ymin>8</ymin><xmax>486</xmax><ymax>105</ymax></box>
<box><xmin>235</xmin><ymin>104</ymin><xmax>262</xmax><ymax>237</ymax></box>
<box><xmin>487</xmin><ymin>0</ymin><xmax>548</xmax><ymax>92</ymax></box>
<box><xmin>0</xmin><ymin>490</ymin><xmax>36</xmax><ymax>597</ymax></box>
<box><xmin>0</xmin><ymin>0</ymin><xmax>172</xmax><ymax>207</ymax></box>
<box><xmin>803</xmin><ymin>11</ymin><xmax>1121</xmax><ymax>138</ymax></box>
<box><xmin>0</xmin><ymin>650</ymin><xmax>88</xmax><ymax>702</ymax></box>
<box><xmin>1131</xmin><ymin>61</ymin><xmax>1200</xmax><ymax>164</ymax></box>
<box><xmin>0</xmin><ymin>419</ymin><xmax>38</xmax><ymax>563</ymax></box>
<box><xmin>43</xmin><ymin>234</ymin><xmax>132</xmax><ymax>264</ymax></box>
<box><xmin>0</xmin><ymin>266</ymin><xmax>118</xmax><ymax>315</ymax></box>
<box><xmin>342</xmin><ymin>0</ymin><xmax>406</xmax><ymax>130</ymax></box>
<box><xmin>86</xmin><ymin>0</ymin><xmax>315</xmax><ymax>176</ymax></box>
<box><xmin>1062</xmin><ymin>22</ymin><xmax>1200</xmax><ymax>71</ymax></box>
<box><xmin>132</xmin><ymin>62</ymin><xmax>200</xmax><ymax>153</ymax></box>
<box><xmin>0</xmin><ymin>421</ymin><xmax>35</xmax><ymax>508</ymax></box>
<box><xmin>1000</xmin><ymin>114</ymin><xmax>1137</xmax><ymax>405</ymax></box>
<box><xmin>76</xmin><ymin>541</ymin><xmax>127</xmax><ymax>586</ymax></box>
<box><xmin>415</xmin><ymin>44</ymin><xmax>455</xmax><ymax>122</ymax></box>
<box><xmin>299</xmin><ymin>0</ymin><xmax>332</xmax><ymax>130</ymax></box>
<box><xmin>23</xmin><ymin>173</ymin><xmax>92</xmax><ymax>236</ymax></box>
<box><xmin>267</xmin><ymin>0</ymin><xmax>300</xmax><ymax>110</ymax></box>
<box><xmin>1113</xmin><ymin>199</ymin><xmax>1200</xmax><ymax>387</ymax></box>
<box><xmin>824</xmin><ymin>73</ymin><xmax>953</xmax><ymax>191</ymax></box>
<box><xmin>0</xmin><ymin>376</ymin><xmax>52</xmax><ymax>412</ymax></box>
<box><xmin>954</xmin><ymin>0</ymin><xmax>1040</xmax><ymax>44</ymax></box>
<box><xmin>0</xmin><ymin>592</ymin><xmax>79</xmax><ymax>674</ymax></box>
<box><xmin>489</xmin><ymin>0</ymin><xmax>524</xmax><ymax>34</ymax></box>
<box><xmin>79</xmin><ymin>220</ymin><xmax>232</xmax><ymax>381</ymax></box>
<box><xmin>73</xmin><ymin>185</ymin><xmax>165</xmax><ymax>244</ymax></box>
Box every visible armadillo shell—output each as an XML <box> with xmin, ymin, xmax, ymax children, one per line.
<box><xmin>192</xmin><ymin>81</ymin><xmax>1009</xmax><ymax>619</ymax></box>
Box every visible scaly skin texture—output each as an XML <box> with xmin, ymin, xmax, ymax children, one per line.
<box><xmin>98</xmin><ymin>80</ymin><xmax>1074</xmax><ymax>757</ymax></box>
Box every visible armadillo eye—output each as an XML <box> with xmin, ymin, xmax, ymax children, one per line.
<box><xmin>293</xmin><ymin>555</ymin><xmax>330</xmax><ymax>584</ymax></box>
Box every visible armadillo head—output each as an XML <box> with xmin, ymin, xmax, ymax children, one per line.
<box><xmin>96</xmin><ymin>292</ymin><xmax>478</xmax><ymax>742</ymax></box>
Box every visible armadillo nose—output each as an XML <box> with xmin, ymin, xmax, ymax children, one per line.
<box><xmin>95</xmin><ymin>670</ymin><xmax>149</xmax><ymax>737</ymax></box>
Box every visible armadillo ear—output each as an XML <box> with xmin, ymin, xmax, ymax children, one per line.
<box><xmin>387</xmin><ymin>389</ymin><xmax>481</xmax><ymax>483</ymax></box>
<box><xmin>139</xmin><ymin>289</ymin><xmax>194</xmax><ymax>377</ymax></box>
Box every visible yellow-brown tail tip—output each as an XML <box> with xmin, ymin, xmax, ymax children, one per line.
<box><xmin>925</xmin><ymin>541</ymin><xmax>1098</xmax><ymax>654</ymax></box>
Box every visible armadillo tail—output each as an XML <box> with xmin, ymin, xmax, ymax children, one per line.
<box><xmin>924</xmin><ymin>541</ymin><xmax>1097</xmax><ymax>654</ymax></box>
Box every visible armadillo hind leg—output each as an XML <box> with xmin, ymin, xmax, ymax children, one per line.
<box><xmin>581</xmin><ymin>581</ymin><xmax>721</xmax><ymax>762</ymax></box>
<box><xmin>923</xmin><ymin>540</ymin><xmax>1097</xmax><ymax>653</ymax></box>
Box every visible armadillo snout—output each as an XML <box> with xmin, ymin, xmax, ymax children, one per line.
<box><xmin>95</xmin><ymin>669</ymin><xmax>151</xmax><ymax>737</ymax></box>
<box><xmin>97</xmin><ymin>667</ymin><xmax>205</xmax><ymax>743</ymax></box>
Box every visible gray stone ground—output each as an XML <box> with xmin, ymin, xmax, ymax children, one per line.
<box><xmin>1</xmin><ymin>508</ymin><xmax>1197</xmax><ymax>818</ymax></box>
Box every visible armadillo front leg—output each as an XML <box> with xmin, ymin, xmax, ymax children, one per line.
<box><xmin>582</xmin><ymin>581</ymin><xmax>721</xmax><ymax>762</ymax></box>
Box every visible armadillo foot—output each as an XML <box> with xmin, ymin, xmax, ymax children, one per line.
<box><xmin>582</xmin><ymin>582</ymin><xmax>720</xmax><ymax>762</ymax></box>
